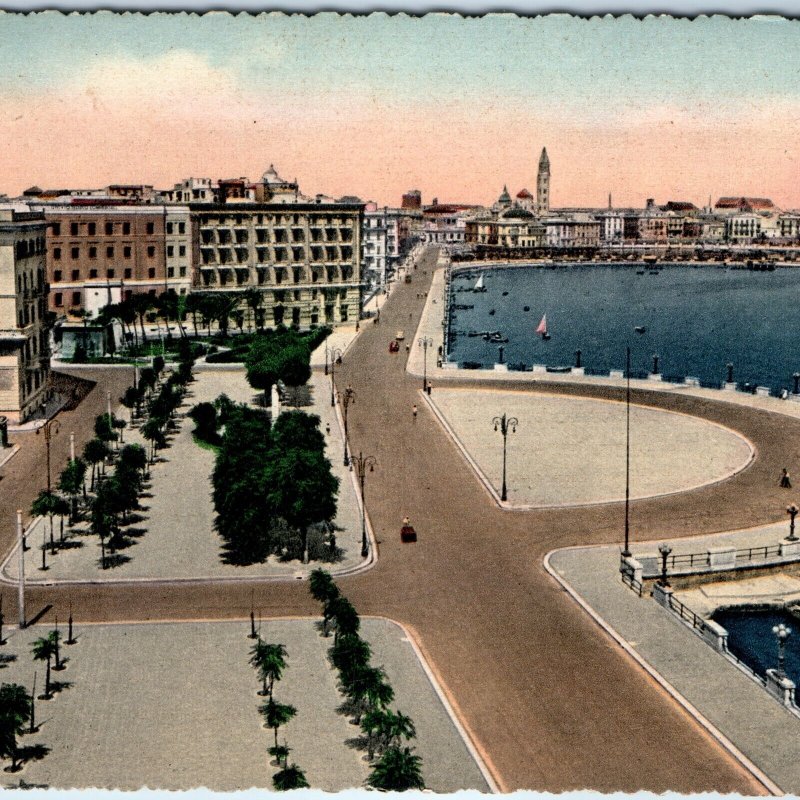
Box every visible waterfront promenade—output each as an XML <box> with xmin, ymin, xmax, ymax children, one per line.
<box><xmin>7</xmin><ymin>247</ymin><xmax>800</xmax><ymax>791</ymax></box>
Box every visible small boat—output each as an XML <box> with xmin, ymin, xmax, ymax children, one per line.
<box><xmin>523</xmin><ymin>306</ymin><xmax>530</xmax><ymax>312</ymax></box>
<box><xmin>488</xmin><ymin>309</ymin><xmax>496</xmax><ymax>316</ymax></box>
<box><xmin>636</xmin><ymin>269</ymin><xmax>645</xmax><ymax>275</ymax></box>
<box><xmin>502</xmin><ymin>291</ymin><xmax>509</xmax><ymax>296</ymax></box>
<box><xmin>536</xmin><ymin>314</ymin><xmax>551</xmax><ymax>341</ymax></box>
<box><xmin>635</xmin><ymin>326</ymin><xmax>646</xmax><ymax>334</ymax></box>
<box><xmin>649</xmin><ymin>270</ymin><xmax>660</xmax><ymax>275</ymax></box>
<box><xmin>473</xmin><ymin>274</ymin><xmax>487</xmax><ymax>293</ymax></box>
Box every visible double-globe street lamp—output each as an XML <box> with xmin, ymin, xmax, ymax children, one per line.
<box><xmin>338</xmin><ymin>385</ymin><xmax>356</xmax><ymax>468</ymax></box>
<box><xmin>788</xmin><ymin>503</ymin><xmax>800</xmax><ymax>542</ymax></box>
<box><xmin>329</xmin><ymin>347</ymin><xmax>343</xmax><ymax>407</ymax></box>
<box><xmin>773</xmin><ymin>623</ymin><xmax>792</xmax><ymax>679</ymax></box>
<box><xmin>418</xmin><ymin>336</ymin><xmax>433</xmax><ymax>391</ymax></box>
<box><xmin>658</xmin><ymin>543</ymin><xmax>673</xmax><ymax>588</ymax></box>
<box><xmin>36</xmin><ymin>418</ymin><xmax>60</xmax><ymax>493</ymax></box>
<box><xmin>492</xmin><ymin>413</ymin><xmax>518</xmax><ymax>502</ymax></box>
<box><xmin>352</xmin><ymin>451</ymin><xmax>377</xmax><ymax>558</ymax></box>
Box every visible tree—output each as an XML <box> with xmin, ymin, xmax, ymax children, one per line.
<box><xmin>118</xmin><ymin>443</ymin><xmax>147</xmax><ymax>477</ymax></box>
<box><xmin>83</xmin><ymin>438</ymin><xmax>109</xmax><ymax>490</ymax></box>
<box><xmin>344</xmin><ymin>665</ymin><xmax>394</xmax><ymax>724</ymax></box>
<box><xmin>51</xmin><ymin>495</ymin><xmax>70</xmax><ymax>543</ymax></box>
<box><xmin>267</xmin><ymin>447</ymin><xmax>339</xmax><ymax>564</ymax></box>
<box><xmin>58</xmin><ymin>457</ymin><xmax>87</xmax><ymax>521</ymax></box>
<box><xmin>271</xmin><ymin>411</ymin><xmax>325</xmax><ymax>455</ymax></box>
<box><xmin>141</xmin><ymin>418</ymin><xmax>166</xmax><ymax>463</ymax></box>
<box><xmin>0</xmin><ymin>684</ymin><xmax>31</xmax><ymax>772</ymax></box>
<box><xmin>367</xmin><ymin>746</ymin><xmax>425</xmax><ymax>791</ymax></box>
<box><xmin>184</xmin><ymin>294</ymin><xmax>203</xmax><ymax>338</ymax></box>
<box><xmin>361</xmin><ymin>709</ymin><xmax>416</xmax><ymax>760</ymax></box>
<box><xmin>278</xmin><ymin>343</ymin><xmax>312</xmax><ymax>393</ymax></box>
<box><xmin>268</xmin><ymin>743</ymin><xmax>291</xmax><ymax>769</ymax></box>
<box><xmin>330</xmin><ymin>633</ymin><xmax>371</xmax><ymax>688</ymax></box>
<box><xmin>30</xmin><ymin>490</ymin><xmax>60</xmax><ymax>552</ymax></box>
<box><xmin>121</xmin><ymin>386</ymin><xmax>142</xmax><ymax>423</ymax></box>
<box><xmin>329</xmin><ymin>596</ymin><xmax>360</xmax><ymax>644</ymax></box>
<box><xmin>243</xmin><ymin>287</ymin><xmax>264</xmax><ymax>331</ymax></box>
<box><xmin>308</xmin><ymin>568</ymin><xmax>339</xmax><ymax>636</ymax></box>
<box><xmin>130</xmin><ymin>293</ymin><xmax>153</xmax><ymax>345</ymax></box>
<box><xmin>156</xmin><ymin>290</ymin><xmax>186</xmax><ymax>339</ymax></box>
<box><xmin>30</xmin><ymin>635</ymin><xmax>57</xmax><ymax>699</ymax></box>
<box><xmin>259</xmin><ymin>700</ymin><xmax>297</xmax><ymax>748</ymax></box>
<box><xmin>249</xmin><ymin>640</ymin><xmax>287</xmax><ymax>699</ymax></box>
<box><xmin>272</xmin><ymin>764</ymin><xmax>309</xmax><ymax>791</ymax></box>
<box><xmin>94</xmin><ymin>414</ymin><xmax>117</xmax><ymax>447</ymax></box>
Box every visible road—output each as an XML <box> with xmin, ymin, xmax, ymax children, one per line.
<box><xmin>6</xmin><ymin>252</ymin><xmax>800</xmax><ymax>791</ymax></box>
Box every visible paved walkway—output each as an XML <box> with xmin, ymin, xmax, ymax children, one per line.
<box><xmin>430</xmin><ymin>387</ymin><xmax>752</xmax><ymax>507</ymax></box>
<box><xmin>0</xmin><ymin>618</ymin><xmax>487</xmax><ymax>791</ymax></box>
<box><xmin>3</xmin><ymin>368</ymin><xmax>367</xmax><ymax>583</ymax></box>
<box><xmin>549</xmin><ymin>542</ymin><xmax>800</xmax><ymax>793</ymax></box>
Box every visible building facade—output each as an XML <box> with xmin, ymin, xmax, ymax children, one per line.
<box><xmin>0</xmin><ymin>210</ymin><xmax>50</xmax><ymax>423</ymax></box>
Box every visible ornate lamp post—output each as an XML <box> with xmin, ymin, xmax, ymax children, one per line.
<box><xmin>352</xmin><ymin>451</ymin><xmax>377</xmax><ymax>557</ymax></box>
<box><xmin>773</xmin><ymin>623</ymin><xmax>791</xmax><ymax>679</ymax></box>
<box><xmin>492</xmin><ymin>413</ymin><xmax>518</xmax><ymax>502</ymax></box>
<box><xmin>36</xmin><ymin>418</ymin><xmax>60</xmax><ymax>493</ymax></box>
<box><xmin>338</xmin><ymin>385</ymin><xmax>355</xmax><ymax>467</ymax></box>
<box><xmin>418</xmin><ymin>336</ymin><xmax>433</xmax><ymax>391</ymax></box>
<box><xmin>658</xmin><ymin>543</ymin><xmax>672</xmax><ymax>587</ymax></box>
<box><xmin>329</xmin><ymin>347</ymin><xmax>343</xmax><ymax>407</ymax></box>
<box><xmin>788</xmin><ymin>503</ymin><xmax>799</xmax><ymax>542</ymax></box>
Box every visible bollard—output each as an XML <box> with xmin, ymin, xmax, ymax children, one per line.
<box><xmin>726</xmin><ymin>362</ymin><xmax>734</xmax><ymax>384</ymax></box>
<box><xmin>575</xmin><ymin>349</ymin><xmax>582</xmax><ymax>369</ymax></box>
<box><xmin>652</xmin><ymin>354</ymin><xmax>659</xmax><ymax>375</ymax></box>
<box><xmin>498</xmin><ymin>345</ymin><xmax>505</xmax><ymax>365</ymax></box>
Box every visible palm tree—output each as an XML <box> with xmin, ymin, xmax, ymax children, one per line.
<box><xmin>272</xmin><ymin>763</ymin><xmax>309</xmax><ymax>791</ymax></box>
<box><xmin>330</xmin><ymin>596</ymin><xmax>360</xmax><ymax>644</ymax></box>
<box><xmin>121</xmin><ymin>386</ymin><xmax>142</xmax><ymax>424</ymax></box>
<box><xmin>184</xmin><ymin>294</ymin><xmax>203</xmax><ymax>338</ymax></box>
<box><xmin>140</xmin><ymin>418</ymin><xmax>166</xmax><ymax>464</ymax></box>
<box><xmin>309</xmin><ymin>569</ymin><xmax>339</xmax><ymax>636</ymax></box>
<box><xmin>58</xmin><ymin>457</ymin><xmax>87</xmax><ymax>522</ymax></box>
<box><xmin>242</xmin><ymin>287</ymin><xmax>264</xmax><ymax>332</ymax></box>
<box><xmin>249</xmin><ymin>640</ymin><xmax>288</xmax><ymax>699</ymax></box>
<box><xmin>361</xmin><ymin>709</ymin><xmax>415</xmax><ymax>761</ymax></box>
<box><xmin>30</xmin><ymin>635</ymin><xmax>57</xmax><ymax>699</ymax></box>
<box><xmin>259</xmin><ymin>700</ymin><xmax>297</xmax><ymax>748</ymax></box>
<box><xmin>30</xmin><ymin>490</ymin><xmax>60</xmax><ymax>552</ymax></box>
<box><xmin>0</xmin><ymin>683</ymin><xmax>31</xmax><ymax>772</ymax></box>
<box><xmin>268</xmin><ymin>742</ymin><xmax>291</xmax><ymax>768</ymax></box>
<box><xmin>345</xmin><ymin>665</ymin><xmax>394</xmax><ymax>724</ymax></box>
<box><xmin>366</xmin><ymin>746</ymin><xmax>424</xmax><ymax>791</ymax></box>
<box><xmin>330</xmin><ymin>633</ymin><xmax>371</xmax><ymax>687</ymax></box>
<box><xmin>130</xmin><ymin>293</ymin><xmax>153</xmax><ymax>347</ymax></box>
<box><xmin>51</xmin><ymin>496</ymin><xmax>70</xmax><ymax>543</ymax></box>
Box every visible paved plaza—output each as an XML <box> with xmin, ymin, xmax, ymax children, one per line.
<box><xmin>2</xmin><ymin>367</ymin><xmax>368</xmax><ymax>583</ymax></box>
<box><xmin>431</xmin><ymin>387</ymin><xmax>753</xmax><ymax>507</ymax></box>
<box><xmin>0</xmin><ymin>618</ymin><xmax>488</xmax><ymax>790</ymax></box>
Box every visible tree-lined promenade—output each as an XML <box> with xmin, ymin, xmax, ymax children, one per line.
<box><xmin>6</xmin><ymin>247</ymin><xmax>800</xmax><ymax>790</ymax></box>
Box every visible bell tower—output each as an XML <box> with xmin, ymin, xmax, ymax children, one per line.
<box><xmin>537</xmin><ymin>147</ymin><xmax>550</xmax><ymax>215</ymax></box>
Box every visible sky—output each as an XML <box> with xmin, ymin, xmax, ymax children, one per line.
<box><xmin>1</xmin><ymin>13</ymin><xmax>800</xmax><ymax>207</ymax></box>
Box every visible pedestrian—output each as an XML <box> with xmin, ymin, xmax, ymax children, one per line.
<box><xmin>412</xmin><ymin>404</ymin><xmax>418</xmax><ymax>421</ymax></box>
<box><xmin>426</xmin><ymin>382</ymin><xmax>432</xmax><ymax>395</ymax></box>
<box><xmin>402</xmin><ymin>515</ymin><xmax>410</xmax><ymax>526</ymax></box>
<box><xmin>405</xmin><ymin>343</ymin><xmax>410</xmax><ymax>354</ymax></box>
<box><xmin>781</xmin><ymin>468</ymin><xmax>792</xmax><ymax>488</ymax></box>
<box><xmin>325</xmin><ymin>423</ymin><xmax>331</xmax><ymax>436</ymax></box>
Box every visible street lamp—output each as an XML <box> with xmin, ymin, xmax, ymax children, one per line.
<box><xmin>36</xmin><ymin>418</ymin><xmax>60</xmax><ymax>493</ymax></box>
<box><xmin>788</xmin><ymin>504</ymin><xmax>799</xmax><ymax>542</ymax></box>
<box><xmin>338</xmin><ymin>385</ymin><xmax>355</xmax><ymax>467</ymax></box>
<box><xmin>352</xmin><ymin>451</ymin><xmax>377</xmax><ymax>557</ymax></box>
<box><xmin>773</xmin><ymin>623</ymin><xmax>791</xmax><ymax>679</ymax></box>
<box><xmin>492</xmin><ymin>413</ymin><xmax>518</xmax><ymax>502</ymax></box>
<box><xmin>418</xmin><ymin>336</ymin><xmax>433</xmax><ymax>391</ymax></box>
<box><xmin>329</xmin><ymin>347</ymin><xmax>343</xmax><ymax>407</ymax></box>
<box><xmin>658</xmin><ymin>543</ymin><xmax>672</xmax><ymax>587</ymax></box>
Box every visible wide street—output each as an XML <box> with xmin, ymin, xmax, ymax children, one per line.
<box><xmin>5</xmin><ymin>247</ymin><xmax>800</xmax><ymax>791</ymax></box>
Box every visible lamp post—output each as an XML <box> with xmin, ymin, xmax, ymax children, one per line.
<box><xmin>492</xmin><ymin>413</ymin><xmax>518</xmax><ymax>502</ymax></box>
<box><xmin>658</xmin><ymin>543</ymin><xmax>672</xmax><ymax>587</ymax></box>
<box><xmin>352</xmin><ymin>451</ymin><xmax>377</xmax><ymax>558</ymax></box>
<box><xmin>788</xmin><ymin>503</ymin><xmax>799</xmax><ymax>542</ymax></box>
<box><xmin>622</xmin><ymin>346</ymin><xmax>632</xmax><ymax>558</ymax></box>
<box><xmin>324</xmin><ymin>344</ymin><xmax>330</xmax><ymax>376</ymax></box>
<box><xmin>338</xmin><ymin>385</ymin><xmax>355</xmax><ymax>467</ymax></box>
<box><xmin>329</xmin><ymin>347</ymin><xmax>343</xmax><ymax>407</ymax></box>
<box><xmin>36</xmin><ymin>418</ymin><xmax>60</xmax><ymax>493</ymax></box>
<box><xmin>418</xmin><ymin>336</ymin><xmax>433</xmax><ymax>391</ymax></box>
<box><xmin>794</xmin><ymin>373</ymin><xmax>800</xmax><ymax>395</ymax></box>
<box><xmin>773</xmin><ymin>623</ymin><xmax>791</xmax><ymax>679</ymax></box>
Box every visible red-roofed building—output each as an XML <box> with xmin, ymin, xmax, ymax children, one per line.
<box><xmin>715</xmin><ymin>197</ymin><xmax>778</xmax><ymax>213</ymax></box>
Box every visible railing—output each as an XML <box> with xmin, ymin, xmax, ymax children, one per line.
<box><xmin>667</xmin><ymin>551</ymin><xmax>708</xmax><ymax>569</ymax></box>
<box><xmin>668</xmin><ymin>593</ymin><xmax>707</xmax><ymax>634</ymax></box>
<box><xmin>664</xmin><ymin>542</ymin><xmax>790</xmax><ymax>572</ymax></box>
<box><xmin>620</xmin><ymin>569</ymin><xmax>645</xmax><ymax>597</ymax></box>
<box><xmin>736</xmin><ymin>544</ymin><xmax>783</xmax><ymax>563</ymax></box>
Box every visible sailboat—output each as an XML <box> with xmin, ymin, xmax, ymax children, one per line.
<box><xmin>536</xmin><ymin>314</ymin><xmax>551</xmax><ymax>340</ymax></box>
<box><xmin>473</xmin><ymin>273</ymin><xmax>487</xmax><ymax>293</ymax></box>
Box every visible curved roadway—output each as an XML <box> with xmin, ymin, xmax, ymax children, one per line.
<box><xmin>9</xmin><ymin>248</ymin><xmax>800</xmax><ymax>792</ymax></box>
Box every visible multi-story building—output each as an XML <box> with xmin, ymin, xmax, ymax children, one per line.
<box><xmin>192</xmin><ymin>202</ymin><xmax>363</xmax><ymax>328</ymax></box>
<box><xmin>421</xmin><ymin>205</ymin><xmax>472</xmax><ymax>247</ymax></box>
<box><xmin>43</xmin><ymin>205</ymin><xmax>179</xmax><ymax>317</ymax></box>
<box><xmin>158</xmin><ymin>177</ymin><xmax>217</xmax><ymax>204</ymax></box>
<box><xmin>543</xmin><ymin>217</ymin><xmax>601</xmax><ymax>248</ymax></box>
<box><xmin>0</xmin><ymin>210</ymin><xmax>51</xmax><ymax>423</ymax></box>
<box><xmin>361</xmin><ymin>203</ymin><xmax>406</xmax><ymax>288</ymax></box>
<box><xmin>401</xmin><ymin>190</ymin><xmax>422</xmax><ymax>210</ymax></box>
<box><xmin>165</xmin><ymin>206</ymin><xmax>192</xmax><ymax>295</ymax></box>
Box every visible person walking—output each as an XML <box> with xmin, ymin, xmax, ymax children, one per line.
<box><xmin>781</xmin><ymin>468</ymin><xmax>792</xmax><ymax>488</ymax></box>
<box><xmin>412</xmin><ymin>404</ymin><xmax>418</xmax><ymax>421</ymax></box>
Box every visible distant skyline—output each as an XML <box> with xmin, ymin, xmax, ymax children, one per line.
<box><xmin>2</xmin><ymin>13</ymin><xmax>800</xmax><ymax>208</ymax></box>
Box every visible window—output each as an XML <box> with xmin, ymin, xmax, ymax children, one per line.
<box><xmin>53</xmin><ymin>247</ymin><xmax>61</xmax><ymax>261</ymax></box>
<box><xmin>179</xmin><ymin>245</ymin><xmax>186</xmax><ymax>257</ymax></box>
<box><xmin>107</xmin><ymin>269</ymin><xmax>115</xmax><ymax>279</ymax></box>
<box><xmin>178</xmin><ymin>222</ymin><xmax>186</xmax><ymax>234</ymax></box>
<box><xmin>122</xmin><ymin>222</ymin><xmax>131</xmax><ymax>235</ymax></box>
<box><xmin>53</xmin><ymin>270</ymin><xmax>62</xmax><ymax>282</ymax></box>
<box><xmin>146</xmin><ymin>222</ymin><xmax>155</xmax><ymax>235</ymax></box>
<box><xmin>87</xmin><ymin>222</ymin><xmax>96</xmax><ymax>236</ymax></box>
<box><xmin>106</xmin><ymin>246</ymin><xmax>114</xmax><ymax>258</ymax></box>
<box><xmin>105</xmin><ymin>222</ymin><xmax>113</xmax><ymax>235</ymax></box>
<box><xmin>166</xmin><ymin>222</ymin><xmax>173</xmax><ymax>234</ymax></box>
<box><xmin>124</xmin><ymin>268</ymin><xmax>132</xmax><ymax>279</ymax></box>
<box><xmin>71</xmin><ymin>269</ymin><xmax>79</xmax><ymax>280</ymax></box>
<box><xmin>179</xmin><ymin>266</ymin><xmax>186</xmax><ymax>277</ymax></box>
<box><xmin>147</xmin><ymin>246</ymin><xmax>155</xmax><ymax>258</ymax></box>
<box><xmin>167</xmin><ymin>267</ymin><xmax>175</xmax><ymax>277</ymax></box>
<box><xmin>123</xmin><ymin>247</ymin><xmax>131</xmax><ymax>258</ymax></box>
<box><xmin>70</xmin><ymin>222</ymin><xmax>79</xmax><ymax>236</ymax></box>
<box><xmin>89</xmin><ymin>269</ymin><xmax>98</xmax><ymax>279</ymax></box>
<box><xmin>51</xmin><ymin>223</ymin><xmax>61</xmax><ymax>236</ymax></box>
<box><xmin>148</xmin><ymin>267</ymin><xmax>156</xmax><ymax>279</ymax></box>
<box><xmin>71</xmin><ymin>247</ymin><xmax>79</xmax><ymax>260</ymax></box>
<box><xmin>88</xmin><ymin>246</ymin><xmax>97</xmax><ymax>259</ymax></box>
<box><xmin>71</xmin><ymin>291</ymin><xmax>81</xmax><ymax>306</ymax></box>
<box><xmin>167</xmin><ymin>245</ymin><xmax>174</xmax><ymax>257</ymax></box>
<box><xmin>54</xmin><ymin>292</ymin><xmax>63</xmax><ymax>307</ymax></box>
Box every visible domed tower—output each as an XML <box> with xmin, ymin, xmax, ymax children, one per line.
<box><xmin>536</xmin><ymin>147</ymin><xmax>550</xmax><ymax>215</ymax></box>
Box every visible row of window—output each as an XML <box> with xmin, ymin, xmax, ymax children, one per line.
<box><xmin>15</xmin><ymin>237</ymin><xmax>46</xmax><ymax>259</ymax></box>
<box><xmin>51</xmin><ymin>220</ymin><xmax>173</xmax><ymax>237</ymax></box>
<box><xmin>52</xmin><ymin>265</ymin><xmax>188</xmax><ymax>282</ymax></box>
<box><xmin>53</xmin><ymin>285</ymin><xmax>188</xmax><ymax>308</ymax></box>
<box><xmin>52</xmin><ymin>244</ymin><xmax>167</xmax><ymax>260</ymax></box>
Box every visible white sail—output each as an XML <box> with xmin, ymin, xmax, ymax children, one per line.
<box><xmin>474</xmin><ymin>274</ymin><xmax>484</xmax><ymax>291</ymax></box>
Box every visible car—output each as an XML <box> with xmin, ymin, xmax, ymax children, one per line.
<box><xmin>395</xmin><ymin>330</ymin><xmax>405</xmax><ymax>341</ymax></box>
